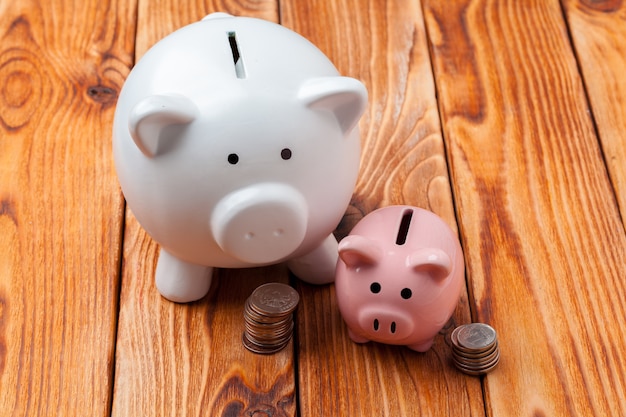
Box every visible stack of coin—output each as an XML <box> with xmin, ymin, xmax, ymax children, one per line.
<box><xmin>451</xmin><ymin>323</ymin><xmax>500</xmax><ymax>376</ymax></box>
<box><xmin>242</xmin><ymin>283</ymin><xmax>300</xmax><ymax>354</ymax></box>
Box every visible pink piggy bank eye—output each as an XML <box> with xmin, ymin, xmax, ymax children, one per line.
<box><xmin>370</xmin><ymin>282</ymin><xmax>381</xmax><ymax>294</ymax></box>
<box><xmin>401</xmin><ymin>288</ymin><xmax>412</xmax><ymax>299</ymax></box>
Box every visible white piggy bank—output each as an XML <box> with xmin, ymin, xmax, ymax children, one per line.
<box><xmin>113</xmin><ymin>13</ymin><xmax>367</xmax><ymax>302</ymax></box>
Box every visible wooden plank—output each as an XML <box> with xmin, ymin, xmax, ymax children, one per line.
<box><xmin>0</xmin><ymin>0</ymin><xmax>134</xmax><ymax>415</ymax></box>
<box><xmin>422</xmin><ymin>0</ymin><xmax>626</xmax><ymax>415</ymax></box>
<box><xmin>562</xmin><ymin>1</ymin><xmax>626</xmax><ymax>214</ymax></box>
<box><xmin>112</xmin><ymin>222</ymin><xmax>296</xmax><ymax>416</ymax></box>
<box><xmin>280</xmin><ymin>1</ymin><xmax>485</xmax><ymax>415</ymax></box>
<box><xmin>110</xmin><ymin>2</ymin><xmax>301</xmax><ymax>416</ymax></box>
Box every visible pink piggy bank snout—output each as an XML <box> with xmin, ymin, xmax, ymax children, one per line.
<box><xmin>357</xmin><ymin>306</ymin><xmax>415</xmax><ymax>340</ymax></box>
<box><xmin>335</xmin><ymin>206</ymin><xmax>465</xmax><ymax>352</ymax></box>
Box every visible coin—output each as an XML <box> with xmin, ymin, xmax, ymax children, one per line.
<box><xmin>242</xmin><ymin>283</ymin><xmax>299</xmax><ymax>355</ymax></box>
<box><xmin>452</xmin><ymin>343</ymin><xmax>499</xmax><ymax>363</ymax></box>
<box><xmin>453</xmin><ymin>349</ymin><xmax>500</xmax><ymax>369</ymax></box>
<box><xmin>249</xmin><ymin>283</ymin><xmax>299</xmax><ymax>316</ymax></box>
<box><xmin>242</xmin><ymin>333</ymin><xmax>290</xmax><ymax>355</ymax></box>
<box><xmin>453</xmin><ymin>358</ymin><xmax>500</xmax><ymax>376</ymax></box>
<box><xmin>456</xmin><ymin>323</ymin><xmax>497</xmax><ymax>350</ymax></box>
<box><xmin>451</xmin><ymin>323</ymin><xmax>500</xmax><ymax>376</ymax></box>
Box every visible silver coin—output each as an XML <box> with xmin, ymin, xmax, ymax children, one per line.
<box><xmin>453</xmin><ymin>348</ymin><xmax>500</xmax><ymax>368</ymax></box>
<box><xmin>451</xmin><ymin>323</ymin><xmax>500</xmax><ymax>376</ymax></box>
<box><xmin>451</xmin><ymin>326</ymin><xmax>494</xmax><ymax>356</ymax></box>
<box><xmin>452</xmin><ymin>344</ymin><xmax>500</xmax><ymax>364</ymax></box>
<box><xmin>453</xmin><ymin>351</ymin><xmax>500</xmax><ymax>373</ymax></box>
<box><xmin>453</xmin><ymin>359</ymin><xmax>500</xmax><ymax>376</ymax></box>
<box><xmin>452</xmin><ymin>341</ymin><xmax>499</xmax><ymax>360</ymax></box>
<box><xmin>456</xmin><ymin>323</ymin><xmax>497</xmax><ymax>351</ymax></box>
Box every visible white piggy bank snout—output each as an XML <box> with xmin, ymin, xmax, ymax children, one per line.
<box><xmin>113</xmin><ymin>13</ymin><xmax>367</xmax><ymax>303</ymax></box>
<box><xmin>210</xmin><ymin>183</ymin><xmax>309</xmax><ymax>264</ymax></box>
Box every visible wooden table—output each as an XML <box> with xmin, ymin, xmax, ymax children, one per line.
<box><xmin>2</xmin><ymin>0</ymin><xmax>626</xmax><ymax>415</ymax></box>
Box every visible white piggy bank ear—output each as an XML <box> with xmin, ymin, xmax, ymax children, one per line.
<box><xmin>407</xmin><ymin>248</ymin><xmax>452</xmax><ymax>281</ymax></box>
<box><xmin>299</xmin><ymin>76</ymin><xmax>368</xmax><ymax>135</ymax></box>
<box><xmin>338</xmin><ymin>235</ymin><xmax>382</xmax><ymax>269</ymax></box>
<box><xmin>129</xmin><ymin>94</ymin><xmax>198</xmax><ymax>157</ymax></box>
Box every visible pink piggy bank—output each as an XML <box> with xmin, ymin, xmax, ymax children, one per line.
<box><xmin>335</xmin><ymin>206</ymin><xmax>464</xmax><ymax>352</ymax></box>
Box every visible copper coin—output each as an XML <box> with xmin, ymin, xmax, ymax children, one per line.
<box><xmin>453</xmin><ymin>359</ymin><xmax>500</xmax><ymax>376</ymax></box>
<box><xmin>249</xmin><ymin>283</ymin><xmax>299</xmax><ymax>316</ymax></box>
<box><xmin>452</xmin><ymin>345</ymin><xmax>499</xmax><ymax>365</ymax></box>
<box><xmin>242</xmin><ymin>283</ymin><xmax>299</xmax><ymax>355</ymax></box>
<box><xmin>451</xmin><ymin>323</ymin><xmax>501</xmax><ymax>376</ymax></box>
<box><xmin>242</xmin><ymin>333</ymin><xmax>290</xmax><ymax>354</ymax></box>
<box><xmin>453</xmin><ymin>348</ymin><xmax>500</xmax><ymax>368</ymax></box>
<box><xmin>244</xmin><ymin>331</ymin><xmax>289</xmax><ymax>345</ymax></box>
<box><xmin>244</xmin><ymin>313</ymin><xmax>292</xmax><ymax>328</ymax></box>
<box><xmin>244</xmin><ymin>299</ymin><xmax>289</xmax><ymax>324</ymax></box>
<box><xmin>453</xmin><ymin>351</ymin><xmax>500</xmax><ymax>373</ymax></box>
<box><xmin>245</xmin><ymin>322</ymin><xmax>294</xmax><ymax>342</ymax></box>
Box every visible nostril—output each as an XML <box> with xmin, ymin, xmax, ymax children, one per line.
<box><xmin>391</xmin><ymin>322</ymin><xmax>396</xmax><ymax>334</ymax></box>
<box><xmin>373</xmin><ymin>319</ymin><xmax>379</xmax><ymax>331</ymax></box>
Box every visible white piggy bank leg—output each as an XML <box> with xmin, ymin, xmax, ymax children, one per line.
<box><xmin>287</xmin><ymin>234</ymin><xmax>338</xmax><ymax>284</ymax></box>
<box><xmin>155</xmin><ymin>249</ymin><xmax>213</xmax><ymax>303</ymax></box>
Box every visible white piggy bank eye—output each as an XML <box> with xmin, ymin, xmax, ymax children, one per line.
<box><xmin>228</xmin><ymin>153</ymin><xmax>239</xmax><ymax>165</ymax></box>
<box><xmin>281</xmin><ymin>148</ymin><xmax>292</xmax><ymax>160</ymax></box>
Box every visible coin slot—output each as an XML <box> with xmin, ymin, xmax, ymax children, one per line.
<box><xmin>396</xmin><ymin>209</ymin><xmax>413</xmax><ymax>245</ymax></box>
<box><xmin>227</xmin><ymin>31</ymin><xmax>246</xmax><ymax>79</ymax></box>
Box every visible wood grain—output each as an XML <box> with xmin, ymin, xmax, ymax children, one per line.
<box><xmin>281</xmin><ymin>1</ymin><xmax>484</xmax><ymax>415</ymax></box>
<box><xmin>5</xmin><ymin>0</ymin><xmax>626</xmax><ymax>415</ymax></box>
<box><xmin>0</xmin><ymin>0</ymin><xmax>133</xmax><ymax>415</ymax></box>
<box><xmin>110</xmin><ymin>2</ymin><xmax>298</xmax><ymax>416</ymax></box>
<box><xmin>112</xmin><ymin>215</ymin><xmax>296</xmax><ymax>416</ymax></box>
<box><xmin>423</xmin><ymin>0</ymin><xmax>626</xmax><ymax>415</ymax></box>
<box><xmin>135</xmin><ymin>0</ymin><xmax>278</xmax><ymax>58</ymax></box>
<box><xmin>562</xmin><ymin>0</ymin><xmax>626</xmax><ymax>216</ymax></box>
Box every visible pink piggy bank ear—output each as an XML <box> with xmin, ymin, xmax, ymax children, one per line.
<box><xmin>407</xmin><ymin>248</ymin><xmax>452</xmax><ymax>281</ymax></box>
<box><xmin>299</xmin><ymin>76</ymin><xmax>368</xmax><ymax>135</ymax></box>
<box><xmin>338</xmin><ymin>235</ymin><xmax>382</xmax><ymax>269</ymax></box>
<box><xmin>129</xmin><ymin>94</ymin><xmax>198</xmax><ymax>157</ymax></box>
